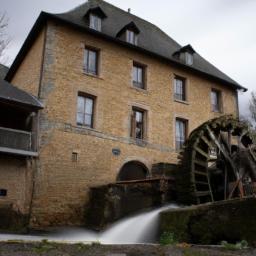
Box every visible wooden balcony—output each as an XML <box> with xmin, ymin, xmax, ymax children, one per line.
<box><xmin>0</xmin><ymin>127</ymin><xmax>37</xmax><ymax>157</ymax></box>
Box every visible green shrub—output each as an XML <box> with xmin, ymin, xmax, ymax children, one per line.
<box><xmin>76</xmin><ymin>242</ymin><xmax>90</xmax><ymax>252</ymax></box>
<box><xmin>32</xmin><ymin>239</ymin><xmax>57</xmax><ymax>254</ymax></box>
<box><xmin>221</xmin><ymin>240</ymin><xmax>248</xmax><ymax>250</ymax></box>
<box><xmin>159</xmin><ymin>231</ymin><xmax>177</xmax><ymax>245</ymax></box>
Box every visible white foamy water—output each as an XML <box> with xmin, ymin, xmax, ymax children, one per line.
<box><xmin>0</xmin><ymin>204</ymin><xmax>178</xmax><ymax>244</ymax></box>
<box><xmin>100</xmin><ymin>204</ymin><xmax>178</xmax><ymax>244</ymax></box>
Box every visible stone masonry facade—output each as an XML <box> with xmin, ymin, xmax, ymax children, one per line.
<box><xmin>3</xmin><ymin>13</ymin><xmax>238</xmax><ymax>227</ymax></box>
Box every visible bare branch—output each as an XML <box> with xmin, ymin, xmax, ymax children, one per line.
<box><xmin>0</xmin><ymin>12</ymin><xmax>10</xmax><ymax>62</ymax></box>
<box><xmin>249</xmin><ymin>91</ymin><xmax>256</xmax><ymax>125</ymax></box>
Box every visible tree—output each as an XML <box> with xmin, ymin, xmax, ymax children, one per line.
<box><xmin>249</xmin><ymin>91</ymin><xmax>256</xmax><ymax>125</ymax></box>
<box><xmin>0</xmin><ymin>13</ymin><xmax>10</xmax><ymax>62</ymax></box>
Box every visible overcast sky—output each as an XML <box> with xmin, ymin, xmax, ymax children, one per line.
<box><xmin>1</xmin><ymin>0</ymin><xmax>255</xmax><ymax>117</ymax></box>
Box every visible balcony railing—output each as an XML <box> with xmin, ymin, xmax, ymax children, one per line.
<box><xmin>0</xmin><ymin>127</ymin><xmax>37</xmax><ymax>156</ymax></box>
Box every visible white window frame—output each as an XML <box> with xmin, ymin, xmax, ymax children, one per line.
<box><xmin>185</xmin><ymin>52</ymin><xmax>193</xmax><ymax>65</ymax></box>
<box><xmin>174</xmin><ymin>77</ymin><xmax>186</xmax><ymax>101</ymax></box>
<box><xmin>84</xmin><ymin>47</ymin><xmax>98</xmax><ymax>75</ymax></box>
<box><xmin>133</xmin><ymin>63</ymin><xmax>145</xmax><ymax>89</ymax></box>
<box><xmin>77</xmin><ymin>94</ymin><xmax>95</xmax><ymax>128</ymax></box>
<box><xmin>89</xmin><ymin>14</ymin><xmax>102</xmax><ymax>31</ymax></box>
<box><xmin>126</xmin><ymin>30</ymin><xmax>138</xmax><ymax>45</ymax></box>
<box><xmin>211</xmin><ymin>89</ymin><xmax>222</xmax><ymax>112</ymax></box>
<box><xmin>175</xmin><ymin>118</ymin><xmax>188</xmax><ymax>151</ymax></box>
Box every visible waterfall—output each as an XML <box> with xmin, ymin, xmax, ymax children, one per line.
<box><xmin>0</xmin><ymin>204</ymin><xmax>179</xmax><ymax>244</ymax></box>
<box><xmin>100</xmin><ymin>204</ymin><xmax>178</xmax><ymax>244</ymax></box>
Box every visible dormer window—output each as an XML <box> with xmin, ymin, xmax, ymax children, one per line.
<box><xmin>116</xmin><ymin>22</ymin><xmax>140</xmax><ymax>46</ymax></box>
<box><xmin>84</xmin><ymin>7</ymin><xmax>107</xmax><ymax>32</ymax></box>
<box><xmin>185</xmin><ymin>52</ymin><xmax>193</xmax><ymax>65</ymax></box>
<box><xmin>173</xmin><ymin>44</ymin><xmax>195</xmax><ymax>66</ymax></box>
<box><xmin>126</xmin><ymin>30</ymin><xmax>138</xmax><ymax>45</ymax></box>
<box><xmin>89</xmin><ymin>14</ymin><xmax>102</xmax><ymax>31</ymax></box>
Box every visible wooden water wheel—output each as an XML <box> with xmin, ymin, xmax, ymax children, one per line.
<box><xmin>176</xmin><ymin>115</ymin><xmax>256</xmax><ymax>205</ymax></box>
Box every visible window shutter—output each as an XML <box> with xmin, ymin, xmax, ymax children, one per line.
<box><xmin>130</xmin><ymin>113</ymin><xmax>136</xmax><ymax>138</ymax></box>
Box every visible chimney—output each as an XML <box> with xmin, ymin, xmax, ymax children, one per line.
<box><xmin>128</xmin><ymin>8</ymin><xmax>131</xmax><ymax>13</ymax></box>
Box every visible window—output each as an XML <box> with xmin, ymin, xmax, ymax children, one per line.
<box><xmin>133</xmin><ymin>63</ymin><xmax>145</xmax><ymax>89</ymax></box>
<box><xmin>77</xmin><ymin>94</ymin><xmax>95</xmax><ymax>128</ymax></box>
<box><xmin>84</xmin><ymin>48</ymin><xmax>98</xmax><ymax>75</ymax></box>
<box><xmin>126</xmin><ymin>30</ymin><xmax>138</xmax><ymax>45</ymax></box>
<box><xmin>185</xmin><ymin>52</ymin><xmax>193</xmax><ymax>65</ymax></box>
<box><xmin>0</xmin><ymin>189</ymin><xmax>7</xmax><ymax>197</ymax></box>
<box><xmin>174</xmin><ymin>77</ymin><xmax>186</xmax><ymax>101</ymax></box>
<box><xmin>72</xmin><ymin>152</ymin><xmax>78</xmax><ymax>162</ymax></box>
<box><xmin>131</xmin><ymin>107</ymin><xmax>145</xmax><ymax>140</ymax></box>
<box><xmin>89</xmin><ymin>14</ymin><xmax>102</xmax><ymax>31</ymax></box>
<box><xmin>211</xmin><ymin>89</ymin><xmax>221</xmax><ymax>112</ymax></box>
<box><xmin>175</xmin><ymin>118</ymin><xmax>187</xmax><ymax>151</ymax></box>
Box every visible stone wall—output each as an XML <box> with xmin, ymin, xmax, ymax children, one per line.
<box><xmin>160</xmin><ymin>197</ymin><xmax>256</xmax><ymax>246</ymax></box>
<box><xmin>7</xmin><ymin>20</ymin><xmax>239</xmax><ymax>228</ymax></box>
<box><xmin>11</xmin><ymin>27</ymin><xmax>46</xmax><ymax>96</ymax></box>
<box><xmin>0</xmin><ymin>155</ymin><xmax>34</xmax><ymax>215</ymax></box>
<box><xmin>0</xmin><ymin>201</ymin><xmax>29</xmax><ymax>233</ymax></box>
<box><xmin>85</xmin><ymin>179</ymin><xmax>175</xmax><ymax>230</ymax></box>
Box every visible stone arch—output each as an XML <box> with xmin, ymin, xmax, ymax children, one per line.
<box><xmin>117</xmin><ymin>161</ymin><xmax>149</xmax><ymax>181</ymax></box>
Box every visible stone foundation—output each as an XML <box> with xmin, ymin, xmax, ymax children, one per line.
<box><xmin>0</xmin><ymin>202</ymin><xmax>29</xmax><ymax>233</ymax></box>
<box><xmin>160</xmin><ymin>197</ymin><xmax>256</xmax><ymax>246</ymax></box>
<box><xmin>85</xmin><ymin>178</ymin><xmax>176</xmax><ymax>230</ymax></box>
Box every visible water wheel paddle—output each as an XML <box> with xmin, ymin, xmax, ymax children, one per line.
<box><xmin>176</xmin><ymin>115</ymin><xmax>256</xmax><ymax>205</ymax></box>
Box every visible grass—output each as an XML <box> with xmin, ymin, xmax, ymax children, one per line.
<box><xmin>75</xmin><ymin>242</ymin><xmax>90</xmax><ymax>252</ymax></box>
<box><xmin>183</xmin><ymin>249</ymin><xmax>207</xmax><ymax>256</ymax></box>
<box><xmin>159</xmin><ymin>232</ymin><xmax>177</xmax><ymax>245</ymax></box>
<box><xmin>221</xmin><ymin>240</ymin><xmax>248</xmax><ymax>250</ymax></box>
<box><xmin>32</xmin><ymin>239</ymin><xmax>58</xmax><ymax>254</ymax></box>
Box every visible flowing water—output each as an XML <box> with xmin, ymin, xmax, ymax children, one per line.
<box><xmin>0</xmin><ymin>204</ymin><xmax>178</xmax><ymax>244</ymax></box>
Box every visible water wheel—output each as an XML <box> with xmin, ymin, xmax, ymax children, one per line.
<box><xmin>176</xmin><ymin>115</ymin><xmax>256</xmax><ymax>205</ymax></box>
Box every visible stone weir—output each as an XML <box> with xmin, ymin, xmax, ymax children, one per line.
<box><xmin>85</xmin><ymin>163</ymin><xmax>177</xmax><ymax>230</ymax></box>
<box><xmin>160</xmin><ymin>197</ymin><xmax>256</xmax><ymax>246</ymax></box>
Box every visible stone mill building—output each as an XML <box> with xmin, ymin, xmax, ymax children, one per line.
<box><xmin>0</xmin><ymin>0</ymin><xmax>246</xmax><ymax>227</ymax></box>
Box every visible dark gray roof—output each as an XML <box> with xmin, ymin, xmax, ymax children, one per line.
<box><xmin>52</xmin><ymin>0</ymin><xmax>245</xmax><ymax>91</ymax></box>
<box><xmin>0</xmin><ymin>79</ymin><xmax>43</xmax><ymax>109</ymax></box>
<box><xmin>0</xmin><ymin>64</ymin><xmax>9</xmax><ymax>80</ymax></box>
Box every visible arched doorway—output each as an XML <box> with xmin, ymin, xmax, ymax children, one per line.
<box><xmin>117</xmin><ymin>161</ymin><xmax>149</xmax><ymax>181</ymax></box>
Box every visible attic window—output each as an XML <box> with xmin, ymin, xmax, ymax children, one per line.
<box><xmin>84</xmin><ymin>7</ymin><xmax>107</xmax><ymax>31</ymax></box>
<box><xmin>126</xmin><ymin>30</ymin><xmax>138</xmax><ymax>45</ymax></box>
<box><xmin>89</xmin><ymin>14</ymin><xmax>102</xmax><ymax>31</ymax></box>
<box><xmin>185</xmin><ymin>52</ymin><xmax>193</xmax><ymax>65</ymax></box>
<box><xmin>173</xmin><ymin>45</ymin><xmax>195</xmax><ymax>66</ymax></box>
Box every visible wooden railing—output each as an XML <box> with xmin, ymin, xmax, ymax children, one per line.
<box><xmin>0</xmin><ymin>126</ymin><xmax>32</xmax><ymax>152</ymax></box>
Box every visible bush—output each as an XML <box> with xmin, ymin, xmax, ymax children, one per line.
<box><xmin>221</xmin><ymin>240</ymin><xmax>248</xmax><ymax>250</ymax></box>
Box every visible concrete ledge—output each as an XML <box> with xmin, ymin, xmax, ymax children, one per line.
<box><xmin>160</xmin><ymin>197</ymin><xmax>256</xmax><ymax>246</ymax></box>
<box><xmin>0</xmin><ymin>147</ymin><xmax>38</xmax><ymax>157</ymax></box>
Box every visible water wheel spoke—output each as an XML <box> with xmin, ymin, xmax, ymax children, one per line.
<box><xmin>206</xmin><ymin>125</ymin><xmax>240</xmax><ymax>181</ymax></box>
<box><xmin>228</xmin><ymin>179</ymin><xmax>244</xmax><ymax>199</ymax></box>
<box><xmin>228</xmin><ymin>130</ymin><xmax>232</xmax><ymax>154</ymax></box>
<box><xmin>195</xmin><ymin>181</ymin><xmax>210</xmax><ymax>186</ymax></box>
<box><xmin>194</xmin><ymin>146</ymin><xmax>209</xmax><ymax>159</ymax></box>
<box><xmin>194</xmin><ymin>170</ymin><xmax>208</xmax><ymax>176</ymax></box>
<box><xmin>224</xmin><ymin>165</ymin><xmax>227</xmax><ymax>200</ymax></box>
<box><xmin>201</xmin><ymin>136</ymin><xmax>212</xmax><ymax>147</ymax></box>
<box><xmin>220</xmin><ymin>132</ymin><xmax>232</xmax><ymax>155</ymax></box>
<box><xmin>249</xmin><ymin>146</ymin><xmax>256</xmax><ymax>162</ymax></box>
<box><xmin>195</xmin><ymin>191</ymin><xmax>212</xmax><ymax>197</ymax></box>
<box><xmin>194</xmin><ymin>159</ymin><xmax>208</xmax><ymax>168</ymax></box>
